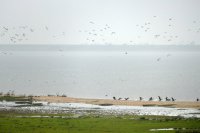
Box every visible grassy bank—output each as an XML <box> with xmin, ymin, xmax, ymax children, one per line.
<box><xmin>0</xmin><ymin>112</ymin><xmax>200</xmax><ymax>133</ymax></box>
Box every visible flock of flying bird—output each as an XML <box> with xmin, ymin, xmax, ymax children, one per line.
<box><xmin>78</xmin><ymin>17</ymin><xmax>200</xmax><ymax>45</ymax></box>
<box><xmin>0</xmin><ymin>16</ymin><xmax>200</xmax><ymax>45</ymax></box>
<box><xmin>0</xmin><ymin>25</ymin><xmax>66</xmax><ymax>44</ymax></box>
<box><xmin>135</xmin><ymin>17</ymin><xmax>179</xmax><ymax>42</ymax></box>
<box><xmin>78</xmin><ymin>21</ymin><xmax>116</xmax><ymax>44</ymax></box>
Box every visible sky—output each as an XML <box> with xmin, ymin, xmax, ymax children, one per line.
<box><xmin>0</xmin><ymin>0</ymin><xmax>200</xmax><ymax>45</ymax></box>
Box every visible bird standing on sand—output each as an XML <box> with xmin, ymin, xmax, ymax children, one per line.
<box><xmin>149</xmin><ymin>97</ymin><xmax>153</xmax><ymax>101</ymax></box>
<box><xmin>165</xmin><ymin>97</ymin><xmax>171</xmax><ymax>101</ymax></box>
<box><xmin>139</xmin><ymin>97</ymin><xmax>143</xmax><ymax>101</ymax></box>
<box><xmin>158</xmin><ymin>96</ymin><xmax>162</xmax><ymax>101</ymax></box>
<box><xmin>171</xmin><ymin>97</ymin><xmax>176</xmax><ymax>101</ymax></box>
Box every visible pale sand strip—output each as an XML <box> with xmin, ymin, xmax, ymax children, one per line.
<box><xmin>33</xmin><ymin>96</ymin><xmax>200</xmax><ymax>109</ymax></box>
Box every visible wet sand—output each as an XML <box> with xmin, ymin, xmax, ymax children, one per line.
<box><xmin>33</xmin><ymin>96</ymin><xmax>200</xmax><ymax>109</ymax></box>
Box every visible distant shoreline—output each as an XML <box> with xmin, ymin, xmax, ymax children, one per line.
<box><xmin>33</xmin><ymin>96</ymin><xmax>200</xmax><ymax>109</ymax></box>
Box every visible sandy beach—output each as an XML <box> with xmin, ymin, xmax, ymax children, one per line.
<box><xmin>33</xmin><ymin>96</ymin><xmax>200</xmax><ymax>109</ymax></box>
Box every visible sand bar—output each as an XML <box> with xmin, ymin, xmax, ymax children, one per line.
<box><xmin>33</xmin><ymin>96</ymin><xmax>200</xmax><ymax>109</ymax></box>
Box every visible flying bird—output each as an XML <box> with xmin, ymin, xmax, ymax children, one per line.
<box><xmin>89</xmin><ymin>21</ymin><xmax>94</xmax><ymax>24</ymax></box>
<box><xmin>30</xmin><ymin>28</ymin><xmax>34</xmax><ymax>32</ymax></box>
<box><xmin>45</xmin><ymin>26</ymin><xmax>48</xmax><ymax>30</ymax></box>
<box><xmin>157</xmin><ymin>57</ymin><xmax>161</xmax><ymax>61</ymax></box>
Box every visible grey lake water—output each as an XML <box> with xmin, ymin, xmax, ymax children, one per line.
<box><xmin>0</xmin><ymin>45</ymin><xmax>200</xmax><ymax>101</ymax></box>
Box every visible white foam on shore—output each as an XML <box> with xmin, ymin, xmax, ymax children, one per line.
<box><xmin>149</xmin><ymin>128</ymin><xmax>175</xmax><ymax>131</ymax></box>
<box><xmin>0</xmin><ymin>101</ymin><xmax>200</xmax><ymax>118</ymax></box>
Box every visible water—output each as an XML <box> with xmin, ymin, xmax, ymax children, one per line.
<box><xmin>0</xmin><ymin>45</ymin><xmax>200</xmax><ymax>100</ymax></box>
<box><xmin>1</xmin><ymin>101</ymin><xmax>200</xmax><ymax>118</ymax></box>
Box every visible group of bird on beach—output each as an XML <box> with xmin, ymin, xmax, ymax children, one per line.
<box><xmin>112</xmin><ymin>96</ymin><xmax>200</xmax><ymax>102</ymax></box>
<box><xmin>112</xmin><ymin>96</ymin><xmax>176</xmax><ymax>102</ymax></box>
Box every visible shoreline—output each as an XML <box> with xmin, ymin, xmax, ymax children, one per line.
<box><xmin>33</xmin><ymin>96</ymin><xmax>200</xmax><ymax>109</ymax></box>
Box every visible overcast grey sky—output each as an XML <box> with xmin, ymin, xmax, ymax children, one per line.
<box><xmin>0</xmin><ymin>0</ymin><xmax>200</xmax><ymax>45</ymax></box>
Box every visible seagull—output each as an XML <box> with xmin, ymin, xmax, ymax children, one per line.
<box><xmin>157</xmin><ymin>57</ymin><xmax>161</xmax><ymax>61</ymax></box>
<box><xmin>89</xmin><ymin>21</ymin><xmax>94</xmax><ymax>24</ymax></box>
<box><xmin>45</xmin><ymin>26</ymin><xmax>48</xmax><ymax>30</ymax></box>
<box><xmin>154</xmin><ymin>35</ymin><xmax>160</xmax><ymax>38</ymax></box>
<box><xmin>30</xmin><ymin>28</ymin><xmax>34</xmax><ymax>32</ymax></box>
<box><xmin>3</xmin><ymin>27</ymin><xmax>8</xmax><ymax>31</ymax></box>
<box><xmin>166</xmin><ymin>54</ymin><xmax>171</xmax><ymax>57</ymax></box>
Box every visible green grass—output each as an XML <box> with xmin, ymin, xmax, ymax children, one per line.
<box><xmin>0</xmin><ymin>96</ymin><xmax>29</xmax><ymax>102</ymax></box>
<box><xmin>0</xmin><ymin>112</ymin><xmax>200</xmax><ymax>133</ymax></box>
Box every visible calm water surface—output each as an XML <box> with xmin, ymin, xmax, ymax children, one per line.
<box><xmin>0</xmin><ymin>45</ymin><xmax>200</xmax><ymax>101</ymax></box>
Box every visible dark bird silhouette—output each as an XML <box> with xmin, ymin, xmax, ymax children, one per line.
<box><xmin>118</xmin><ymin>97</ymin><xmax>122</xmax><ymax>100</ymax></box>
<box><xmin>139</xmin><ymin>97</ymin><xmax>143</xmax><ymax>101</ymax></box>
<box><xmin>149</xmin><ymin>97</ymin><xmax>153</xmax><ymax>101</ymax></box>
<box><xmin>158</xmin><ymin>96</ymin><xmax>162</xmax><ymax>101</ymax></box>
<box><xmin>165</xmin><ymin>97</ymin><xmax>171</xmax><ymax>101</ymax></box>
<box><xmin>171</xmin><ymin>97</ymin><xmax>176</xmax><ymax>102</ymax></box>
<box><xmin>124</xmin><ymin>97</ymin><xmax>129</xmax><ymax>100</ymax></box>
<box><xmin>113</xmin><ymin>97</ymin><xmax>116</xmax><ymax>100</ymax></box>
<box><xmin>197</xmin><ymin>98</ymin><xmax>199</xmax><ymax>102</ymax></box>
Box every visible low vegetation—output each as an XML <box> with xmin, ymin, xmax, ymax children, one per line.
<box><xmin>0</xmin><ymin>111</ymin><xmax>200</xmax><ymax>133</ymax></box>
<box><xmin>1</xmin><ymin>94</ymin><xmax>200</xmax><ymax>132</ymax></box>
